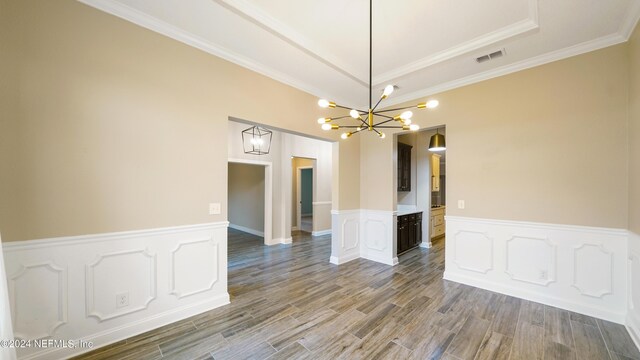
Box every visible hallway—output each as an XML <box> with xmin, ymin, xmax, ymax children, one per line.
<box><xmin>74</xmin><ymin>230</ymin><xmax>640</xmax><ymax>359</ymax></box>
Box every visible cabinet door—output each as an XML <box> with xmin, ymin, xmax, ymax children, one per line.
<box><xmin>415</xmin><ymin>217</ymin><xmax>422</xmax><ymax>246</ymax></box>
<box><xmin>431</xmin><ymin>154</ymin><xmax>441</xmax><ymax>192</ymax></box>
<box><xmin>398</xmin><ymin>143</ymin><xmax>412</xmax><ymax>191</ymax></box>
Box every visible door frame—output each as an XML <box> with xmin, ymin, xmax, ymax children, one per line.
<box><xmin>228</xmin><ymin>158</ymin><xmax>273</xmax><ymax>245</ymax></box>
<box><xmin>296</xmin><ymin>166</ymin><xmax>313</xmax><ymax>231</ymax></box>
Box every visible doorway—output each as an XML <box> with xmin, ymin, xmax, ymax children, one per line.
<box><xmin>227</xmin><ymin>158</ymin><xmax>272</xmax><ymax>245</ymax></box>
<box><xmin>292</xmin><ymin>157</ymin><xmax>315</xmax><ymax>233</ymax></box>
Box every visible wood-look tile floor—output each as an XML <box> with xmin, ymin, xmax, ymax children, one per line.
<box><xmin>74</xmin><ymin>229</ymin><xmax>640</xmax><ymax>360</ymax></box>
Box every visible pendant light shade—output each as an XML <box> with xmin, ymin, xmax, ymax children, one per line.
<box><xmin>429</xmin><ymin>131</ymin><xmax>446</xmax><ymax>151</ymax></box>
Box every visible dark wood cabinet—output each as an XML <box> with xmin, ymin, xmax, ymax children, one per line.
<box><xmin>397</xmin><ymin>143</ymin><xmax>412</xmax><ymax>191</ymax></box>
<box><xmin>397</xmin><ymin>212</ymin><xmax>422</xmax><ymax>255</ymax></box>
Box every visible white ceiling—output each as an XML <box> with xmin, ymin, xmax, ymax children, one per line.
<box><xmin>81</xmin><ymin>0</ymin><xmax>640</xmax><ymax>109</ymax></box>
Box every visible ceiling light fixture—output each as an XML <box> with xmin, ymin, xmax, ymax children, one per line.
<box><xmin>242</xmin><ymin>125</ymin><xmax>272</xmax><ymax>155</ymax></box>
<box><xmin>428</xmin><ymin>128</ymin><xmax>446</xmax><ymax>151</ymax></box>
<box><xmin>316</xmin><ymin>0</ymin><xmax>439</xmax><ymax>139</ymax></box>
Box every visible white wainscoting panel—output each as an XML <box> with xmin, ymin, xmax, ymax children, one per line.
<box><xmin>445</xmin><ymin>216</ymin><xmax>628</xmax><ymax>323</ymax></box>
<box><xmin>86</xmin><ymin>249</ymin><xmax>156</xmax><ymax>322</ymax></box>
<box><xmin>2</xmin><ymin>222</ymin><xmax>229</xmax><ymax>360</ymax></box>
<box><xmin>9</xmin><ymin>262</ymin><xmax>67</xmax><ymax>341</ymax></box>
<box><xmin>330</xmin><ymin>210</ymin><xmax>360</xmax><ymax>265</ymax></box>
<box><xmin>628</xmin><ymin>231</ymin><xmax>640</xmax><ymax>350</ymax></box>
<box><xmin>330</xmin><ymin>209</ymin><xmax>398</xmax><ymax>266</ymax></box>
<box><xmin>453</xmin><ymin>230</ymin><xmax>493</xmax><ymax>274</ymax></box>
<box><xmin>360</xmin><ymin>210</ymin><xmax>397</xmax><ymax>266</ymax></box>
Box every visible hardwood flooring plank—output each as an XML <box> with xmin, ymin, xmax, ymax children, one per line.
<box><xmin>598</xmin><ymin>319</ymin><xmax>640</xmax><ymax>359</ymax></box>
<box><xmin>518</xmin><ymin>300</ymin><xmax>544</xmax><ymax>327</ymax></box>
<box><xmin>445</xmin><ymin>316</ymin><xmax>491</xmax><ymax>360</ymax></box>
<box><xmin>544</xmin><ymin>306</ymin><xmax>574</xmax><ymax>348</ymax></box>
<box><xmin>544</xmin><ymin>340</ymin><xmax>576</xmax><ymax>360</ymax></box>
<box><xmin>571</xmin><ymin>321</ymin><xmax>611</xmax><ymax>360</ymax></box>
<box><xmin>264</xmin><ymin>341</ymin><xmax>311</xmax><ymax>360</ymax></box>
<box><xmin>158</xmin><ymin>329</ymin><xmax>227</xmax><ymax>359</ymax></box>
<box><xmin>510</xmin><ymin>321</ymin><xmax>543</xmax><ymax>360</ymax></box>
<box><xmin>407</xmin><ymin>325</ymin><xmax>457</xmax><ymax>360</ymax></box>
<box><xmin>490</xmin><ymin>296</ymin><xmax>521</xmax><ymax>337</ymax></box>
<box><xmin>474</xmin><ymin>331</ymin><xmax>512</xmax><ymax>360</ymax></box>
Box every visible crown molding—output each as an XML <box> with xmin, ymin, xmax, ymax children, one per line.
<box><xmin>373</xmin><ymin>0</ymin><xmax>539</xmax><ymax>85</ymax></box>
<box><xmin>383</xmin><ymin>32</ymin><xmax>627</xmax><ymax>107</ymax></box>
<box><xmin>77</xmin><ymin>0</ymin><xmax>331</xmax><ymax>102</ymax></box>
<box><xmin>213</xmin><ymin>0</ymin><xmax>368</xmax><ymax>88</ymax></box>
<box><xmin>619</xmin><ymin>0</ymin><xmax>640</xmax><ymax>40</ymax></box>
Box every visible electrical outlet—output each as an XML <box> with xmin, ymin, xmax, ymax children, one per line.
<box><xmin>116</xmin><ymin>292</ymin><xmax>129</xmax><ymax>308</ymax></box>
<box><xmin>539</xmin><ymin>270</ymin><xmax>548</xmax><ymax>280</ymax></box>
<box><xmin>209</xmin><ymin>203</ymin><xmax>221</xmax><ymax>215</ymax></box>
<box><xmin>457</xmin><ymin>200</ymin><xmax>465</xmax><ymax>209</ymax></box>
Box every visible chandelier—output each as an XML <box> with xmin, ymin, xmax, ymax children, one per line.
<box><xmin>242</xmin><ymin>125</ymin><xmax>272</xmax><ymax>155</ymax></box>
<box><xmin>317</xmin><ymin>0</ymin><xmax>439</xmax><ymax>139</ymax></box>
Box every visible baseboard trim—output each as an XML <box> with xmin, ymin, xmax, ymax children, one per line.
<box><xmin>361</xmin><ymin>254</ymin><xmax>398</xmax><ymax>267</ymax></box>
<box><xmin>228</xmin><ymin>223</ymin><xmax>264</xmax><ymax>237</ymax></box>
<box><xmin>312</xmin><ymin>229</ymin><xmax>331</xmax><ymax>237</ymax></box>
<box><xmin>21</xmin><ymin>293</ymin><xmax>230</xmax><ymax>360</ymax></box>
<box><xmin>419</xmin><ymin>242</ymin><xmax>432</xmax><ymax>248</ymax></box>
<box><xmin>330</xmin><ymin>253</ymin><xmax>359</xmax><ymax>265</ymax></box>
<box><xmin>444</xmin><ymin>271</ymin><xmax>626</xmax><ymax>324</ymax></box>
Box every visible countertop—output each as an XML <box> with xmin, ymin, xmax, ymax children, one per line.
<box><xmin>396</xmin><ymin>205</ymin><xmax>446</xmax><ymax>216</ymax></box>
<box><xmin>396</xmin><ymin>205</ymin><xmax>426</xmax><ymax>216</ymax></box>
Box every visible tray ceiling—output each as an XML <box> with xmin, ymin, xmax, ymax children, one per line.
<box><xmin>80</xmin><ymin>0</ymin><xmax>640</xmax><ymax>108</ymax></box>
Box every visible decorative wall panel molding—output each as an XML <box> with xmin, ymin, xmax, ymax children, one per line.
<box><xmin>363</xmin><ymin>219</ymin><xmax>387</xmax><ymax>252</ymax></box>
<box><xmin>2</xmin><ymin>222</ymin><xmax>229</xmax><ymax>360</ymax></box>
<box><xmin>170</xmin><ymin>238</ymin><xmax>219</xmax><ymax>299</ymax></box>
<box><xmin>330</xmin><ymin>210</ymin><xmax>396</xmax><ymax>266</ymax></box>
<box><xmin>571</xmin><ymin>243</ymin><xmax>614</xmax><ymax>298</ymax></box>
<box><xmin>9</xmin><ymin>262</ymin><xmax>67</xmax><ymax>340</ymax></box>
<box><xmin>453</xmin><ymin>230</ymin><xmax>493</xmax><ymax>274</ymax></box>
<box><xmin>341</xmin><ymin>219</ymin><xmax>359</xmax><ymax>251</ymax></box>
<box><xmin>505</xmin><ymin>236</ymin><xmax>556</xmax><ymax>286</ymax></box>
<box><xmin>86</xmin><ymin>249</ymin><xmax>157</xmax><ymax>322</ymax></box>
<box><xmin>445</xmin><ymin>216</ymin><xmax>628</xmax><ymax>324</ymax></box>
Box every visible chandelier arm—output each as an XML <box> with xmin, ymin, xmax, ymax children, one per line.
<box><xmin>333</xmin><ymin>104</ymin><xmax>354</xmax><ymax>111</ymax></box>
<box><xmin>374</xmin><ymin>113</ymin><xmax>395</xmax><ymax>120</ymax></box>
<box><xmin>339</xmin><ymin>126</ymin><xmax>364</xmax><ymax>128</ymax></box>
<box><xmin>373</xmin><ymin>118</ymin><xmax>395</xmax><ymax>126</ymax></box>
<box><xmin>371</xmin><ymin>125</ymin><xmax>404</xmax><ymax>129</ymax></box>
<box><xmin>371</xmin><ymin>96</ymin><xmax>385</xmax><ymax>112</ymax></box>
<box><xmin>374</xmin><ymin>105</ymin><xmax>417</xmax><ymax>114</ymax></box>
<box><xmin>372</xmin><ymin>128</ymin><xmax>383</xmax><ymax>137</ymax></box>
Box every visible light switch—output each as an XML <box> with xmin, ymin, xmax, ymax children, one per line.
<box><xmin>209</xmin><ymin>203</ymin><xmax>221</xmax><ymax>215</ymax></box>
<box><xmin>457</xmin><ymin>200</ymin><xmax>465</xmax><ymax>209</ymax></box>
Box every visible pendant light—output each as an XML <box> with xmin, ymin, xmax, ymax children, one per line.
<box><xmin>242</xmin><ymin>126</ymin><xmax>272</xmax><ymax>155</ymax></box>
<box><xmin>429</xmin><ymin>128</ymin><xmax>446</xmax><ymax>151</ymax></box>
<box><xmin>315</xmin><ymin>0</ymin><xmax>439</xmax><ymax>139</ymax></box>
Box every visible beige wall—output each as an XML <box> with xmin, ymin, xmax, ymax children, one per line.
<box><xmin>0</xmin><ymin>0</ymin><xmax>339</xmax><ymax>242</ymax></box>
<box><xmin>332</xmin><ymin>137</ymin><xmax>361</xmax><ymax>210</ymax></box>
<box><xmin>291</xmin><ymin>158</ymin><xmax>314</xmax><ymax>226</ymax></box>
<box><xmin>0</xmin><ymin>1</ymin><xmax>20</xmax><ymax>242</ymax></box>
<box><xmin>630</xmin><ymin>24</ymin><xmax>640</xmax><ymax>234</ymax></box>
<box><xmin>228</xmin><ymin>163</ymin><xmax>265</xmax><ymax>232</ymax></box>
<box><xmin>369</xmin><ymin>44</ymin><xmax>630</xmax><ymax>228</ymax></box>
